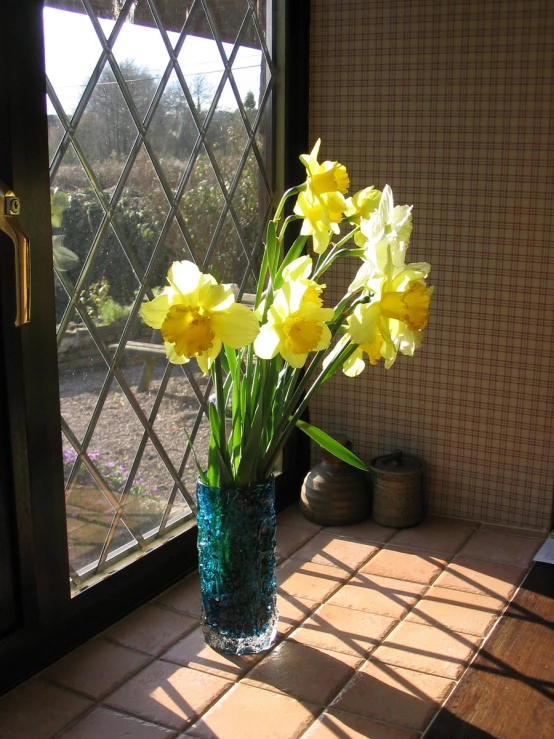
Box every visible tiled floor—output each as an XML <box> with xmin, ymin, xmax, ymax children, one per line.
<box><xmin>0</xmin><ymin>507</ymin><xmax>543</xmax><ymax>739</ymax></box>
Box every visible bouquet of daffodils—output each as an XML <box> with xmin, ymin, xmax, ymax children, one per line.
<box><xmin>141</xmin><ymin>140</ymin><xmax>433</xmax><ymax>489</ymax></box>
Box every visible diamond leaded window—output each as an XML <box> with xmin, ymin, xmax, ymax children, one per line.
<box><xmin>44</xmin><ymin>0</ymin><xmax>274</xmax><ymax>591</ymax></box>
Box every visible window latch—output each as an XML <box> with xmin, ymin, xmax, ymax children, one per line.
<box><xmin>0</xmin><ymin>180</ymin><xmax>31</xmax><ymax>326</ymax></box>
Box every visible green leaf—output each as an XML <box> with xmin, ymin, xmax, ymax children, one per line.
<box><xmin>346</xmin><ymin>248</ymin><xmax>366</xmax><ymax>258</ymax></box>
<box><xmin>207</xmin><ymin>403</ymin><xmax>221</xmax><ymax>486</ymax></box>
<box><xmin>237</xmin><ymin>399</ymin><xmax>264</xmax><ymax>486</ymax></box>
<box><xmin>275</xmin><ymin>235</ymin><xmax>308</xmax><ymax>288</ymax></box>
<box><xmin>255</xmin><ymin>246</ymin><xmax>270</xmax><ymax>310</ymax></box>
<box><xmin>295</xmin><ymin>419</ymin><xmax>368</xmax><ymax>471</ymax></box>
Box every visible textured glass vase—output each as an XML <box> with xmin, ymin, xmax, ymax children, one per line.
<box><xmin>196</xmin><ymin>476</ymin><xmax>278</xmax><ymax>655</ymax></box>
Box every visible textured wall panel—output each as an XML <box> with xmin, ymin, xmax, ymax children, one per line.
<box><xmin>309</xmin><ymin>0</ymin><xmax>554</xmax><ymax>530</ymax></box>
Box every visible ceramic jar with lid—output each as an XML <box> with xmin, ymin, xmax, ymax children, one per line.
<box><xmin>370</xmin><ymin>449</ymin><xmax>424</xmax><ymax>528</ymax></box>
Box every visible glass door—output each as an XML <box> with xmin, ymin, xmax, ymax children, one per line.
<box><xmin>0</xmin><ymin>0</ymin><xmax>319</xmax><ymax>698</ymax></box>
<box><xmin>44</xmin><ymin>0</ymin><xmax>275</xmax><ymax>592</ymax></box>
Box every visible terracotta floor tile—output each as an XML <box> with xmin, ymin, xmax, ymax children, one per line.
<box><xmin>372</xmin><ymin>620</ymin><xmax>482</xmax><ymax>679</ymax></box>
<box><xmin>161</xmin><ymin>627</ymin><xmax>262</xmax><ymax>680</ymax></box>
<box><xmin>0</xmin><ymin>679</ymin><xmax>92</xmax><ymax>739</ymax></box>
<box><xmin>457</xmin><ymin>530</ymin><xmax>541</xmax><ymax>567</ymax></box>
<box><xmin>323</xmin><ymin>519</ymin><xmax>397</xmax><ymax>544</ymax></box>
<box><xmin>328</xmin><ymin>573</ymin><xmax>426</xmax><ymax>619</ymax></box>
<box><xmin>275</xmin><ymin>593</ymin><xmax>317</xmax><ymax>637</ymax></box>
<box><xmin>105</xmin><ymin>603</ymin><xmax>198</xmax><ymax>656</ymax></box>
<box><xmin>277</xmin><ymin>504</ymin><xmax>323</xmax><ymax>532</ymax></box>
<box><xmin>57</xmin><ymin>706</ymin><xmax>178</xmax><ymax>738</ymax></box>
<box><xmin>290</xmin><ymin>603</ymin><xmax>396</xmax><ymax>657</ymax></box>
<box><xmin>156</xmin><ymin>573</ymin><xmax>202</xmax><ymax>617</ymax></box>
<box><xmin>42</xmin><ymin>637</ymin><xmax>150</xmax><ymax>699</ymax></box>
<box><xmin>435</xmin><ymin>556</ymin><xmax>527</xmax><ymax>599</ymax></box>
<box><xmin>405</xmin><ymin>586</ymin><xmax>505</xmax><ymax>636</ymax></box>
<box><xmin>303</xmin><ymin>709</ymin><xmax>420</xmax><ymax>739</ymax></box>
<box><xmin>387</xmin><ymin>519</ymin><xmax>474</xmax><ymax>555</ymax></box>
<box><xmin>331</xmin><ymin>661</ymin><xmax>454</xmax><ymax>732</ymax></box>
<box><xmin>360</xmin><ymin>547</ymin><xmax>446</xmax><ymax>584</ymax></box>
<box><xmin>243</xmin><ymin>640</ymin><xmax>361</xmax><ymax>706</ymax></box>
<box><xmin>277</xmin><ymin>560</ymin><xmax>351</xmax><ymax>603</ymax></box>
<box><xmin>185</xmin><ymin>683</ymin><xmax>319</xmax><ymax>738</ymax></box>
<box><xmin>104</xmin><ymin>660</ymin><xmax>232</xmax><ymax>731</ymax></box>
<box><xmin>290</xmin><ymin>532</ymin><xmax>378</xmax><ymax>571</ymax></box>
<box><xmin>276</xmin><ymin>525</ymin><xmax>317</xmax><ymax>563</ymax></box>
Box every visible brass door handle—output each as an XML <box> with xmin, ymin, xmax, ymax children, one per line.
<box><xmin>0</xmin><ymin>181</ymin><xmax>31</xmax><ymax>326</ymax></box>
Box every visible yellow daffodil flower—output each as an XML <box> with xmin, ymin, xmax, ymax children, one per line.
<box><xmin>341</xmin><ymin>244</ymin><xmax>433</xmax><ymax>373</ymax></box>
<box><xmin>140</xmin><ymin>260</ymin><xmax>259</xmax><ymax>373</ymax></box>
<box><xmin>344</xmin><ymin>187</ymin><xmax>382</xmax><ymax>246</ymax></box>
<box><xmin>294</xmin><ymin>140</ymin><xmax>350</xmax><ymax>254</ymax></box>
<box><xmin>300</xmin><ymin>139</ymin><xmax>350</xmax><ymax>196</ymax></box>
<box><xmin>254</xmin><ymin>278</ymin><xmax>334</xmax><ymax>368</ymax></box>
<box><xmin>294</xmin><ymin>188</ymin><xmax>345</xmax><ymax>255</ymax></box>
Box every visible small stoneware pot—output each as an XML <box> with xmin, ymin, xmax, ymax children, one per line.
<box><xmin>300</xmin><ymin>438</ymin><xmax>371</xmax><ymax>526</ymax></box>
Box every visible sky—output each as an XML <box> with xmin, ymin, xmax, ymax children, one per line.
<box><xmin>43</xmin><ymin>7</ymin><xmax>262</xmax><ymax>116</ymax></box>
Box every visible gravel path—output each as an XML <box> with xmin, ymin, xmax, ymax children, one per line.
<box><xmin>59</xmin><ymin>362</ymin><xmax>211</xmax><ymax>505</ymax></box>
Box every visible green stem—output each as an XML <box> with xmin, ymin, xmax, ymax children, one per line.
<box><xmin>277</xmin><ymin>214</ymin><xmax>303</xmax><ymax>243</ymax></box>
<box><xmin>262</xmin><ymin>341</ymin><xmax>359</xmax><ymax>478</ymax></box>
<box><xmin>213</xmin><ymin>356</ymin><xmax>232</xmax><ymax>485</ymax></box>
<box><xmin>273</xmin><ymin>184</ymin><xmax>305</xmax><ymax>223</ymax></box>
<box><xmin>312</xmin><ymin>227</ymin><xmax>360</xmax><ymax>280</ymax></box>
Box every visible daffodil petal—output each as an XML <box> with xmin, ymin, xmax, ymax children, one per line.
<box><xmin>168</xmin><ymin>260</ymin><xmax>201</xmax><ymax>298</ymax></box>
<box><xmin>282</xmin><ymin>256</ymin><xmax>313</xmax><ymax>281</ymax></box>
<box><xmin>315</xmin><ymin>323</ymin><xmax>332</xmax><ymax>351</ymax></box>
<box><xmin>343</xmin><ymin>350</ymin><xmax>366</xmax><ymax>377</ymax></box>
<box><xmin>199</xmin><ymin>281</ymin><xmax>235</xmax><ymax>311</ymax></box>
<box><xmin>254</xmin><ymin>324</ymin><xmax>282</xmax><ymax>359</ymax></box>
<box><xmin>164</xmin><ymin>341</ymin><xmax>189</xmax><ymax>365</ymax></box>
<box><xmin>280</xmin><ymin>345</ymin><xmax>308</xmax><ymax>368</ymax></box>
<box><xmin>196</xmin><ymin>337</ymin><xmax>222</xmax><ymax>374</ymax></box>
<box><xmin>210</xmin><ymin>303</ymin><xmax>259</xmax><ymax>349</ymax></box>
<box><xmin>312</xmin><ymin>229</ymin><xmax>331</xmax><ymax>254</ymax></box>
<box><xmin>141</xmin><ymin>294</ymin><xmax>170</xmax><ymax>329</ymax></box>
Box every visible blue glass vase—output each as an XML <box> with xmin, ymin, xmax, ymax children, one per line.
<box><xmin>196</xmin><ymin>476</ymin><xmax>278</xmax><ymax>655</ymax></box>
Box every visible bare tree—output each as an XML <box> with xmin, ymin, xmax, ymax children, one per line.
<box><xmin>188</xmin><ymin>74</ymin><xmax>215</xmax><ymax>115</ymax></box>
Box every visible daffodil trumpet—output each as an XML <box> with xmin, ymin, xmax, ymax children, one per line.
<box><xmin>140</xmin><ymin>141</ymin><xmax>433</xmax><ymax>489</ymax></box>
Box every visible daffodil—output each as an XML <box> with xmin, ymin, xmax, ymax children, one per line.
<box><xmin>281</xmin><ymin>256</ymin><xmax>326</xmax><ymax>306</ymax></box>
<box><xmin>294</xmin><ymin>140</ymin><xmax>349</xmax><ymax>254</ymax></box>
<box><xmin>341</xmin><ymin>244</ymin><xmax>433</xmax><ymax>373</ymax></box>
<box><xmin>357</xmin><ymin>184</ymin><xmax>413</xmax><ymax>265</ymax></box>
<box><xmin>294</xmin><ymin>188</ymin><xmax>345</xmax><ymax>255</ymax></box>
<box><xmin>300</xmin><ymin>139</ymin><xmax>350</xmax><ymax>196</ymax></box>
<box><xmin>254</xmin><ymin>278</ymin><xmax>334</xmax><ymax>368</ymax></box>
<box><xmin>141</xmin><ymin>261</ymin><xmax>259</xmax><ymax>373</ymax></box>
<box><xmin>344</xmin><ymin>187</ymin><xmax>382</xmax><ymax>245</ymax></box>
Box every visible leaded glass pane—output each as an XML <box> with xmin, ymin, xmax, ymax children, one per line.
<box><xmin>44</xmin><ymin>0</ymin><xmax>274</xmax><ymax>591</ymax></box>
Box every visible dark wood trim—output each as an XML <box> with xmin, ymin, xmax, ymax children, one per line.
<box><xmin>279</xmin><ymin>0</ymin><xmax>312</xmax><ymax>499</ymax></box>
<box><xmin>283</xmin><ymin>0</ymin><xmax>310</xmax><ymax>192</ymax></box>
